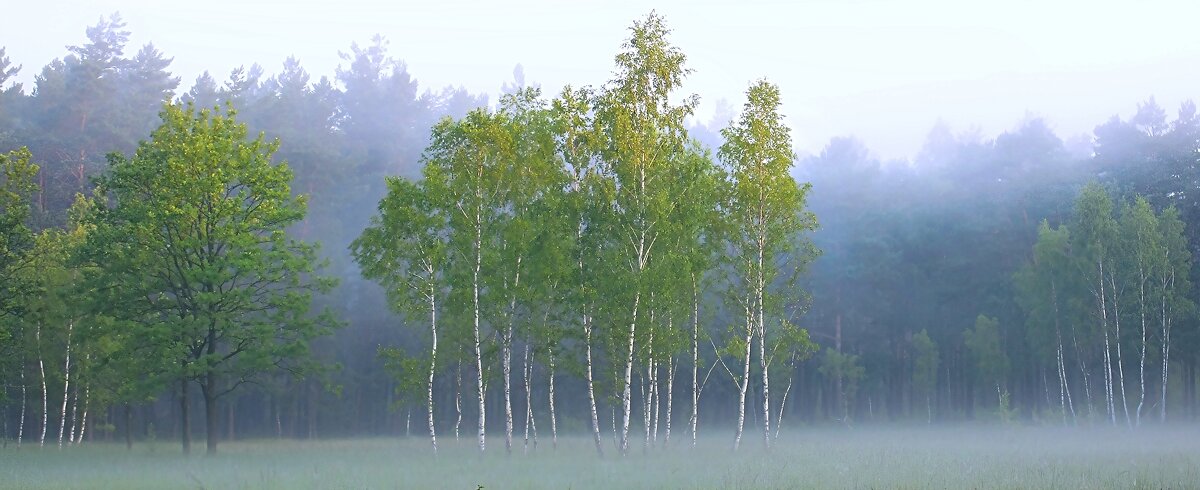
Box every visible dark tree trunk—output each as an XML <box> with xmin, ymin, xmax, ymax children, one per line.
<box><xmin>204</xmin><ymin>369</ymin><xmax>217</xmax><ymax>455</ymax></box>
<box><xmin>124</xmin><ymin>404</ymin><xmax>133</xmax><ymax>450</ymax></box>
<box><xmin>180</xmin><ymin>375</ymin><xmax>191</xmax><ymax>455</ymax></box>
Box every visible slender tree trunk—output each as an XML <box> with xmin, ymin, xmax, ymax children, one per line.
<box><xmin>503</xmin><ymin>259</ymin><xmax>521</xmax><ymax>455</ymax></box>
<box><xmin>548</xmin><ymin>349</ymin><xmax>558</xmax><ymax>450</ymax></box>
<box><xmin>428</xmin><ymin>289</ymin><xmax>438</xmax><ymax>453</ymax></box>
<box><xmin>664</xmin><ymin>358</ymin><xmax>675</xmax><ymax>447</ymax></box>
<box><xmin>78</xmin><ymin>385</ymin><xmax>88</xmax><ymax>444</ymax></box>
<box><xmin>1110</xmin><ymin>277</ymin><xmax>1132</xmax><ymax>428</ymax></box>
<box><xmin>204</xmin><ymin>325</ymin><xmax>219</xmax><ymax>456</ymax></box>
<box><xmin>620</xmin><ymin>289</ymin><xmax>641</xmax><ymax>456</ymax></box>
<box><xmin>646</xmin><ymin>335</ymin><xmax>657</xmax><ymax>450</ymax></box>
<box><xmin>1098</xmin><ymin>260</ymin><xmax>1116</xmax><ymax>426</ymax></box>
<box><xmin>1156</xmin><ymin>266</ymin><xmax>1176</xmax><ymax>422</ymax></box>
<box><xmin>690</xmin><ymin>275</ymin><xmax>700</xmax><ymax>449</ymax></box>
<box><xmin>734</xmin><ymin>298</ymin><xmax>753</xmax><ymax>451</ymax></box>
<box><xmin>522</xmin><ymin>345</ymin><xmax>532</xmax><ymax>454</ymax></box>
<box><xmin>36</xmin><ymin>322</ymin><xmax>48</xmax><ymax>447</ymax></box>
<box><xmin>18</xmin><ymin>362</ymin><xmax>26</xmax><ymax>447</ymax></box>
<box><xmin>757</xmin><ymin>238</ymin><xmax>771</xmax><ymax>450</ymax></box>
<box><xmin>57</xmin><ymin>321</ymin><xmax>73</xmax><ymax>448</ymax></box>
<box><xmin>1136</xmin><ymin>273</ymin><xmax>1148</xmax><ymax>427</ymax></box>
<box><xmin>776</xmin><ymin>371</ymin><xmax>793</xmax><ymax>439</ymax></box>
<box><xmin>124</xmin><ymin>404</ymin><xmax>133</xmax><ymax>450</ymax></box>
<box><xmin>455</xmin><ymin>363</ymin><xmax>463</xmax><ymax>443</ymax></box>
<box><xmin>584</xmin><ymin>316</ymin><xmax>603</xmax><ymax>456</ymax></box>
<box><xmin>69</xmin><ymin>381</ymin><xmax>79</xmax><ymax>444</ymax></box>
<box><xmin>472</xmin><ymin>211</ymin><xmax>486</xmax><ymax>453</ymax></box>
<box><xmin>204</xmin><ymin>372</ymin><xmax>217</xmax><ymax>455</ymax></box>
<box><xmin>181</xmin><ymin>372</ymin><xmax>191</xmax><ymax>454</ymax></box>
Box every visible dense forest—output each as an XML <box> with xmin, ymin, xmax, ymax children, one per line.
<box><xmin>2</xmin><ymin>13</ymin><xmax>1199</xmax><ymax>457</ymax></box>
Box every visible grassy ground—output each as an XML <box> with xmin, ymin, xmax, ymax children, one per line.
<box><xmin>2</xmin><ymin>425</ymin><xmax>1198</xmax><ymax>489</ymax></box>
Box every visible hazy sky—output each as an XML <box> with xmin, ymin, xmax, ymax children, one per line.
<box><xmin>4</xmin><ymin>0</ymin><xmax>1200</xmax><ymax>160</ymax></box>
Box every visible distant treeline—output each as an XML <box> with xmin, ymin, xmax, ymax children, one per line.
<box><xmin>1</xmin><ymin>12</ymin><xmax>1199</xmax><ymax>456</ymax></box>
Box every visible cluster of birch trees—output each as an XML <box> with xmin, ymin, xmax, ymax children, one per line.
<box><xmin>351</xmin><ymin>13</ymin><xmax>818</xmax><ymax>455</ymax></box>
<box><xmin>1014</xmin><ymin>183</ymin><xmax>1193</xmax><ymax>427</ymax></box>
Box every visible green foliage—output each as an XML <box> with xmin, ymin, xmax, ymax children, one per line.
<box><xmin>964</xmin><ymin>315</ymin><xmax>1009</xmax><ymax>395</ymax></box>
<box><xmin>911</xmin><ymin>329</ymin><xmax>939</xmax><ymax>398</ymax></box>
<box><xmin>91</xmin><ymin>101</ymin><xmax>339</xmax><ymax>413</ymax></box>
<box><xmin>0</xmin><ymin>147</ymin><xmax>38</xmax><ymax>317</ymax></box>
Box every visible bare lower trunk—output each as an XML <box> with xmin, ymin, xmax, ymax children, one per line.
<box><xmin>455</xmin><ymin>364</ymin><xmax>462</xmax><ymax>442</ymax></box>
<box><xmin>584</xmin><ymin>317</ymin><xmax>603</xmax><ymax>456</ymax></box>
<box><xmin>1136</xmin><ymin>277</ymin><xmax>1148</xmax><ymax>427</ymax></box>
<box><xmin>69</xmin><ymin>381</ymin><xmax>80</xmax><ymax>444</ymax></box>
<box><xmin>522</xmin><ymin>345</ymin><xmax>533</xmax><ymax>454</ymax></box>
<box><xmin>1098</xmin><ymin>261</ymin><xmax>1116</xmax><ymax>426</ymax></box>
<box><xmin>37</xmin><ymin>322</ymin><xmax>48</xmax><ymax>447</ymax></box>
<box><xmin>776</xmin><ymin>372</ymin><xmax>793</xmax><ymax>439</ymax></box>
<box><xmin>428</xmin><ymin>291</ymin><xmax>438</xmax><ymax>453</ymax></box>
<box><xmin>733</xmin><ymin>299</ymin><xmax>753</xmax><ymax>451</ymax></box>
<box><xmin>58</xmin><ymin>321</ymin><xmax>74</xmax><ymax>448</ymax></box>
<box><xmin>181</xmin><ymin>373</ymin><xmax>191</xmax><ymax>455</ymax></box>
<box><xmin>204</xmin><ymin>372</ymin><xmax>218</xmax><ymax>455</ymax></box>
<box><xmin>1071</xmin><ymin>325</ymin><xmax>1094</xmax><ymax>421</ymax></box>
<box><xmin>503</xmin><ymin>335</ymin><xmax>514</xmax><ymax>454</ymax></box>
<box><xmin>1107</xmin><ymin>271</ymin><xmax>1132</xmax><ymax>428</ymax></box>
<box><xmin>1161</xmin><ymin>287</ymin><xmax>1171</xmax><ymax>423</ymax></box>
<box><xmin>473</xmin><ymin>222</ymin><xmax>486</xmax><ymax>453</ymax></box>
<box><xmin>664</xmin><ymin>359</ymin><xmax>675</xmax><ymax>447</ymax></box>
<box><xmin>18</xmin><ymin>364</ymin><xmax>26</xmax><ymax>447</ymax></box>
<box><xmin>503</xmin><ymin>262</ymin><xmax>521</xmax><ymax>455</ymax></box>
<box><xmin>690</xmin><ymin>276</ymin><xmax>699</xmax><ymax>449</ymax></box>
<box><xmin>619</xmin><ymin>290</ymin><xmax>641</xmax><ymax>455</ymax></box>
<box><xmin>757</xmin><ymin>246</ymin><xmax>771</xmax><ymax>450</ymax></box>
<box><xmin>548</xmin><ymin>350</ymin><xmax>558</xmax><ymax>450</ymax></box>
<box><xmin>124</xmin><ymin>404</ymin><xmax>133</xmax><ymax>450</ymax></box>
<box><xmin>78</xmin><ymin>386</ymin><xmax>88</xmax><ymax>444</ymax></box>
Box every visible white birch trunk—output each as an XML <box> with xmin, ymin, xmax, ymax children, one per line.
<box><xmin>473</xmin><ymin>208</ymin><xmax>486</xmax><ymax>453</ymax></box>
<box><xmin>776</xmin><ymin>372</ymin><xmax>793</xmax><ymax>440</ymax></box>
<box><xmin>69</xmin><ymin>381</ymin><xmax>79</xmax><ymax>444</ymax></box>
<box><xmin>733</xmin><ymin>298</ymin><xmax>753</xmax><ymax>451</ymax></box>
<box><xmin>18</xmin><ymin>363</ymin><xmax>26</xmax><ymax>447</ymax></box>
<box><xmin>1098</xmin><ymin>260</ymin><xmax>1117</xmax><ymax>425</ymax></box>
<box><xmin>664</xmin><ymin>358</ymin><xmax>674</xmax><ymax>447</ymax></box>
<box><xmin>503</xmin><ymin>258</ymin><xmax>521</xmax><ymax>455</ymax></box>
<box><xmin>757</xmin><ymin>237</ymin><xmax>771</xmax><ymax>449</ymax></box>
<box><xmin>37</xmin><ymin>322</ymin><xmax>47</xmax><ymax>447</ymax></box>
<box><xmin>584</xmin><ymin>316</ymin><xmax>603</xmax><ymax>456</ymax></box>
<box><xmin>1160</xmin><ymin>278</ymin><xmax>1171</xmax><ymax>423</ymax></box>
<box><xmin>427</xmin><ymin>288</ymin><xmax>438</xmax><ymax>453</ymax></box>
<box><xmin>78</xmin><ymin>385</ymin><xmax>89</xmax><ymax>444</ymax></box>
<box><xmin>1136</xmin><ymin>273</ymin><xmax>1147</xmax><ymax>427</ymax></box>
<box><xmin>455</xmin><ymin>364</ymin><xmax>462</xmax><ymax>442</ymax></box>
<box><xmin>1109</xmin><ymin>272</ymin><xmax>1132</xmax><ymax>428</ymax></box>
<box><xmin>548</xmin><ymin>349</ymin><xmax>557</xmax><ymax>450</ymax></box>
<box><xmin>690</xmin><ymin>276</ymin><xmax>699</xmax><ymax>449</ymax></box>
<box><xmin>620</xmin><ymin>289</ymin><xmax>641</xmax><ymax>455</ymax></box>
<box><xmin>58</xmin><ymin>320</ymin><xmax>73</xmax><ymax>448</ymax></box>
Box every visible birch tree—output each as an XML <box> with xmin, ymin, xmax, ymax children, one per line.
<box><xmin>352</xmin><ymin>176</ymin><xmax>449</xmax><ymax>452</ymax></box>
<box><xmin>1072</xmin><ymin>183</ymin><xmax>1120</xmax><ymax>425</ymax></box>
<box><xmin>593</xmin><ymin>11</ymin><xmax>696</xmax><ymax>456</ymax></box>
<box><xmin>1155</xmin><ymin>206</ymin><xmax>1192</xmax><ymax>422</ymax></box>
<box><xmin>719</xmin><ymin>80</ymin><xmax>818</xmax><ymax>450</ymax></box>
<box><xmin>1118</xmin><ymin>197</ymin><xmax>1161</xmax><ymax>427</ymax></box>
<box><xmin>423</xmin><ymin>108</ymin><xmax>510</xmax><ymax>453</ymax></box>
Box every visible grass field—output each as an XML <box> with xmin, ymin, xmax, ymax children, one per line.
<box><xmin>2</xmin><ymin>425</ymin><xmax>1198</xmax><ymax>488</ymax></box>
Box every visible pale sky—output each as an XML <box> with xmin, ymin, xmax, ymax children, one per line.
<box><xmin>4</xmin><ymin>0</ymin><xmax>1200</xmax><ymax>160</ymax></box>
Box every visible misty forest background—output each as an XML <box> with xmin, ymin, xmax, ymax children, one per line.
<box><xmin>3</xmin><ymin>13</ymin><xmax>1200</xmax><ymax>455</ymax></box>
